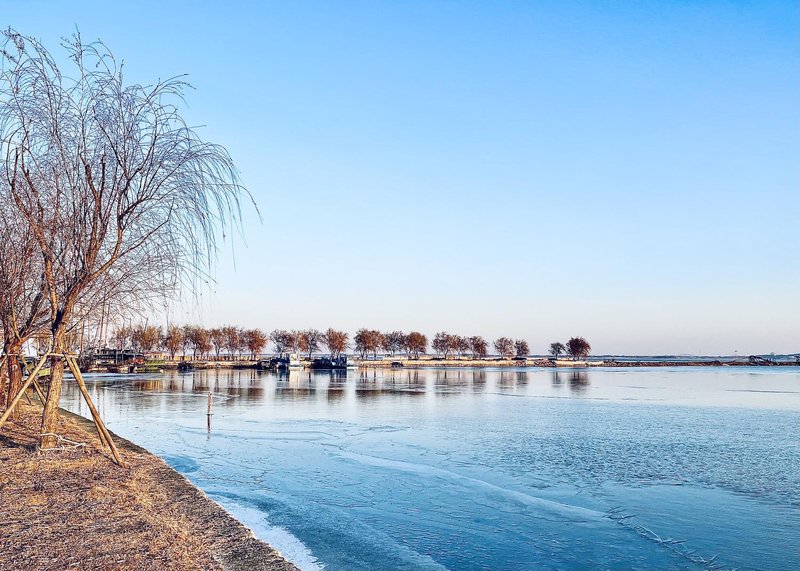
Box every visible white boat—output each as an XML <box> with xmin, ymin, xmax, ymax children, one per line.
<box><xmin>288</xmin><ymin>353</ymin><xmax>302</xmax><ymax>369</ymax></box>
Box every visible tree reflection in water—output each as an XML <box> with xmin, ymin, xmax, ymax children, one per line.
<box><xmin>64</xmin><ymin>367</ymin><xmax>597</xmax><ymax>419</ymax></box>
<box><xmin>550</xmin><ymin>369</ymin><xmax>590</xmax><ymax>391</ymax></box>
<box><xmin>569</xmin><ymin>370</ymin><xmax>590</xmax><ymax>392</ymax></box>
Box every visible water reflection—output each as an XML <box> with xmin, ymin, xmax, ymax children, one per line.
<box><xmin>549</xmin><ymin>369</ymin><xmax>590</xmax><ymax>392</ymax></box>
<box><xmin>65</xmin><ymin>365</ymin><xmax>800</xmax><ymax>422</ymax></box>
<box><xmin>75</xmin><ymin>368</ymin><xmax>584</xmax><ymax>408</ymax></box>
<box><xmin>569</xmin><ymin>370</ymin><xmax>590</xmax><ymax>392</ymax></box>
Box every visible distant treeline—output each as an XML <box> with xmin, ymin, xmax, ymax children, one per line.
<box><xmin>109</xmin><ymin>324</ymin><xmax>591</xmax><ymax>361</ymax></box>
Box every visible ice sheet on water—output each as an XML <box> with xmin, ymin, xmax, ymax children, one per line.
<box><xmin>60</xmin><ymin>366</ymin><xmax>800</xmax><ymax>570</ymax></box>
<box><xmin>211</xmin><ymin>490</ymin><xmax>450</xmax><ymax>571</ymax></box>
<box><xmin>333</xmin><ymin>449</ymin><xmax>604</xmax><ymax>523</ymax></box>
<box><xmin>162</xmin><ymin>454</ymin><xmax>200</xmax><ymax>473</ymax></box>
<box><xmin>213</xmin><ymin>497</ymin><xmax>325</xmax><ymax>571</ymax></box>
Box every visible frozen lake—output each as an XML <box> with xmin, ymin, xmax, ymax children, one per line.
<box><xmin>61</xmin><ymin>366</ymin><xmax>800</xmax><ymax>570</ymax></box>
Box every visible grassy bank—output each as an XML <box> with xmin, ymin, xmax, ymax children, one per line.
<box><xmin>0</xmin><ymin>404</ymin><xmax>297</xmax><ymax>571</ymax></box>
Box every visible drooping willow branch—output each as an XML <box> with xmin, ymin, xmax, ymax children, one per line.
<box><xmin>0</xmin><ymin>28</ymin><xmax>255</xmax><ymax>448</ymax></box>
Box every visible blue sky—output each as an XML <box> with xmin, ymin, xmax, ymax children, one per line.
<box><xmin>5</xmin><ymin>1</ymin><xmax>799</xmax><ymax>354</ymax></box>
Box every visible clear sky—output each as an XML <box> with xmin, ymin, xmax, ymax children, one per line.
<box><xmin>5</xmin><ymin>1</ymin><xmax>799</xmax><ymax>355</ymax></box>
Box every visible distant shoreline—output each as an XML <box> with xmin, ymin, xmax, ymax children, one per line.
<box><xmin>354</xmin><ymin>357</ymin><xmax>799</xmax><ymax>368</ymax></box>
<box><xmin>77</xmin><ymin>355</ymin><xmax>799</xmax><ymax>374</ymax></box>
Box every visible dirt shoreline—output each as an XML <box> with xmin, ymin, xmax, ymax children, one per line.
<box><xmin>0</xmin><ymin>404</ymin><xmax>298</xmax><ymax>571</ymax></box>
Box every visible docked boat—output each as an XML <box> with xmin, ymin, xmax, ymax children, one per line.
<box><xmin>309</xmin><ymin>356</ymin><xmax>352</xmax><ymax>370</ymax></box>
<box><xmin>288</xmin><ymin>353</ymin><xmax>303</xmax><ymax>369</ymax></box>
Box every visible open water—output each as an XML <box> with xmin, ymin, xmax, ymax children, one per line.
<box><xmin>60</xmin><ymin>366</ymin><xmax>800</xmax><ymax>570</ymax></box>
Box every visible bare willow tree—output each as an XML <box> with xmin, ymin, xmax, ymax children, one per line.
<box><xmin>469</xmin><ymin>336</ymin><xmax>488</xmax><ymax>359</ymax></box>
<box><xmin>0</xmin><ymin>30</ymin><xmax>249</xmax><ymax>450</ymax></box>
<box><xmin>549</xmin><ymin>341</ymin><xmax>566</xmax><ymax>359</ymax></box>
<box><xmin>566</xmin><ymin>337</ymin><xmax>591</xmax><ymax>360</ymax></box>
<box><xmin>0</xmin><ymin>202</ymin><xmax>48</xmax><ymax>407</ymax></box>
<box><xmin>494</xmin><ymin>337</ymin><xmax>515</xmax><ymax>359</ymax></box>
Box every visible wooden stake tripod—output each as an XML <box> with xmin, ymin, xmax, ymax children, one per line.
<box><xmin>0</xmin><ymin>353</ymin><xmax>124</xmax><ymax>466</ymax></box>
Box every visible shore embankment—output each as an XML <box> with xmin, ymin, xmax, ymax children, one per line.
<box><xmin>82</xmin><ymin>356</ymin><xmax>798</xmax><ymax>373</ymax></box>
<box><xmin>354</xmin><ymin>357</ymin><xmax>799</xmax><ymax>368</ymax></box>
<box><xmin>357</xmin><ymin>357</ymin><xmax>551</xmax><ymax>368</ymax></box>
<box><xmin>0</xmin><ymin>404</ymin><xmax>297</xmax><ymax>571</ymax></box>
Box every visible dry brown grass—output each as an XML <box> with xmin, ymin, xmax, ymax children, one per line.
<box><xmin>0</xmin><ymin>405</ymin><xmax>297</xmax><ymax>571</ymax></box>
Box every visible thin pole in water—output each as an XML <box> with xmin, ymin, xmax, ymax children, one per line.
<box><xmin>207</xmin><ymin>391</ymin><xmax>212</xmax><ymax>433</ymax></box>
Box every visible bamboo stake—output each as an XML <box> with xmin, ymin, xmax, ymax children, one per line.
<box><xmin>64</xmin><ymin>356</ymin><xmax>111</xmax><ymax>447</ymax></box>
<box><xmin>0</xmin><ymin>354</ymin><xmax>49</xmax><ymax>431</ymax></box>
<box><xmin>31</xmin><ymin>378</ymin><xmax>47</xmax><ymax>406</ymax></box>
<box><xmin>63</xmin><ymin>355</ymin><xmax>110</xmax><ymax>449</ymax></box>
<box><xmin>65</xmin><ymin>355</ymin><xmax>124</xmax><ymax>466</ymax></box>
<box><xmin>18</xmin><ymin>355</ymin><xmax>47</xmax><ymax>408</ymax></box>
<box><xmin>65</xmin><ymin>355</ymin><xmax>116</xmax><ymax>460</ymax></box>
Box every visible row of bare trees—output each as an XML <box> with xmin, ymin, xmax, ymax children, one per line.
<box><xmin>430</xmin><ymin>332</ymin><xmax>529</xmax><ymax>359</ymax></box>
<box><xmin>106</xmin><ymin>325</ymin><xmax>569</xmax><ymax>362</ymax></box>
<box><xmin>0</xmin><ymin>30</ymin><xmax>249</xmax><ymax>450</ymax></box>
<box><xmin>110</xmin><ymin>324</ymin><xmax>268</xmax><ymax>360</ymax></box>
<box><xmin>268</xmin><ymin>329</ymin><xmax>349</xmax><ymax>359</ymax></box>
<box><xmin>351</xmin><ymin>330</ymin><xmax>428</xmax><ymax>359</ymax></box>
<box><xmin>549</xmin><ymin>337</ymin><xmax>592</xmax><ymax>360</ymax></box>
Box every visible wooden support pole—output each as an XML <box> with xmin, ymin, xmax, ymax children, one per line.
<box><xmin>65</xmin><ymin>355</ymin><xmax>124</xmax><ymax>466</ymax></box>
<box><xmin>65</xmin><ymin>357</ymin><xmax>110</xmax><ymax>449</ymax></box>
<box><xmin>0</xmin><ymin>354</ymin><xmax>50</xmax><ymax>431</ymax></box>
<box><xmin>65</xmin><ymin>355</ymin><xmax>116</xmax><ymax>460</ymax></box>
<box><xmin>31</xmin><ymin>378</ymin><xmax>47</xmax><ymax>406</ymax></box>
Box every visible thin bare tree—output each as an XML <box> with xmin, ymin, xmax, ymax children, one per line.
<box><xmin>222</xmin><ymin>326</ymin><xmax>241</xmax><ymax>359</ymax></box>
<box><xmin>469</xmin><ymin>336</ymin><xmax>488</xmax><ymax>358</ymax></box>
<box><xmin>209</xmin><ymin>327</ymin><xmax>225</xmax><ymax>360</ymax></box>
<box><xmin>0</xmin><ymin>30</ymin><xmax>250</xmax><ymax>449</ymax></box>
<box><xmin>433</xmin><ymin>332</ymin><xmax>456</xmax><ymax>358</ymax></box>
<box><xmin>404</xmin><ymin>332</ymin><xmax>427</xmax><ymax>359</ymax></box>
<box><xmin>494</xmin><ymin>337</ymin><xmax>515</xmax><ymax>359</ymax></box>
<box><xmin>243</xmin><ymin>328</ymin><xmax>267</xmax><ymax>359</ymax></box>
<box><xmin>131</xmin><ymin>324</ymin><xmax>161</xmax><ymax>354</ymax></box>
<box><xmin>0</xmin><ymin>202</ymin><xmax>47</xmax><ymax>406</ymax></box>
<box><xmin>383</xmin><ymin>331</ymin><xmax>405</xmax><ymax>357</ymax></box>
<box><xmin>549</xmin><ymin>342</ymin><xmax>566</xmax><ymax>359</ymax></box>
<box><xmin>162</xmin><ymin>325</ymin><xmax>184</xmax><ymax>360</ymax></box>
<box><xmin>455</xmin><ymin>336</ymin><xmax>470</xmax><ymax>358</ymax></box>
<box><xmin>269</xmin><ymin>329</ymin><xmax>293</xmax><ymax>356</ymax></box>
<box><xmin>297</xmin><ymin>329</ymin><xmax>323</xmax><ymax>359</ymax></box>
<box><xmin>566</xmin><ymin>337</ymin><xmax>591</xmax><ymax>360</ymax></box>
<box><xmin>323</xmin><ymin>328</ymin><xmax>349</xmax><ymax>360</ymax></box>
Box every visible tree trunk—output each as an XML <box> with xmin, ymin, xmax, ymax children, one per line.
<box><xmin>40</xmin><ymin>328</ymin><xmax>66</xmax><ymax>449</ymax></box>
<box><xmin>4</xmin><ymin>340</ymin><xmax>24</xmax><ymax>413</ymax></box>
<box><xmin>0</xmin><ymin>358</ymin><xmax>7</xmax><ymax>408</ymax></box>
